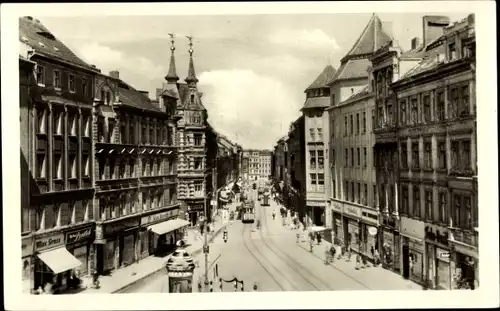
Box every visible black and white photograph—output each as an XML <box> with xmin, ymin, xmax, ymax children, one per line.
<box><xmin>2</xmin><ymin>1</ymin><xmax>498</xmax><ymax>310</ymax></box>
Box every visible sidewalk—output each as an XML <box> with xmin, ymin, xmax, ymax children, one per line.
<box><xmin>78</xmin><ymin>215</ymin><xmax>227</xmax><ymax>294</ymax></box>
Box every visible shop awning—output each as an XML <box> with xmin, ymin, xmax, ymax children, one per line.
<box><xmin>37</xmin><ymin>247</ymin><xmax>82</xmax><ymax>274</ymax></box>
<box><xmin>148</xmin><ymin>219</ymin><xmax>190</xmax><ymax>235</ymax></box>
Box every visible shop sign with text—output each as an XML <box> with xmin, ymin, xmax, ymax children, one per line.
<box><xmin>66</xmin><ymin>227</ymin><xmax>93</xmax><ymax>244</ymax></box>
<box><xmin>104</xmin><ymin>219</ymin><xmax>139</xmax><ymax>236</ymax></box>
<box><xmin>35</xmin><ymin>233</ymin><xmax>64</xmax><ymax>252</ymax></box>
<box><xmin>141</xmin><ymin>211</ymin><xmax>171</xmax><ymax>226</ymax></box>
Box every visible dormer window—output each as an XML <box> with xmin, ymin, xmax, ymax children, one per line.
<box><xmin>36</xmin><ymin>65</ymin><xmax>45</xmax><ymax>86</ymax></box>
<box><xmin>190</xmin><ymin>94</ymin><xmax>195</xmax><ymax>103</ymax></box>
<box><xmin>68</xmin><ymin>74</ymin><xmax>75</xmax><ymax>93</ymax></box>
<box><xmin>53</xmin><ymin>70</ymin><xmax>61</xmax><ymax>89</ymax></box>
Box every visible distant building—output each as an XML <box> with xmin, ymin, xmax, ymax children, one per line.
<box><xmin>285</xmin><ymin>116</ymin><xmax>306</xmax><ymax>222</ymax></box>
<box><xmin>245</xmin><ymin>149</ymin><xmax>272</xmax><ymax>182</ymax></box>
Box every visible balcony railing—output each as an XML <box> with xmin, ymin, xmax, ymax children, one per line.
<box><xmin>449</xmin><ymin>227</ymin><xmax>478</xmax><ymax>248</ymax></box>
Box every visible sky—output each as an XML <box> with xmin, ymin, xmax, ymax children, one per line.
<box><xmin>38</xmin><ymin>12</ymin><xmax>468</xmax><ymax>149</ymax></box>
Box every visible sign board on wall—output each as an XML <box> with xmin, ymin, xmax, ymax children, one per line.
<box><xmin>65</xmin><ymin>227</ymin><xmax>93</xmax><ymax>244</ymax></box>
<box><xmin>141</xmin><ymin>211</ymin><xmax>172</xmax><ymax>226</ymax></box>
<box><xmin>401</xmin><ymin>217</ymin><xmax>425</xmax><ymax>240</ymax></box>
<box><xmin>331</xmin><ymin>201</ymin><xmax>342</xmax><ymax>212</ymax></box>
<box><xmin>344</xmin><ymin>204</ymin><xmax>361</xmax><ymax>218</ymax></box>
<box><xmin>35</xmin><ymin>233</ymin><xmax>64</xmax><ymax>252</ymax></box>
<box><xmin>104</xmin><ymin>219</ymin><xmax>140</xmax><ymax>236</ymax></box>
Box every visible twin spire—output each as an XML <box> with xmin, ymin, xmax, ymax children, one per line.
<box><xmin>165</xmin><ymin>33</ymin><xmax>198</xmax><ymax>85</ymax></box>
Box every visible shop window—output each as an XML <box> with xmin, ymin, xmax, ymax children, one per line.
<box><xmin>424</xmin><ymin>142</ymin><xmax>432</xmax><ymax>169</ymax></box>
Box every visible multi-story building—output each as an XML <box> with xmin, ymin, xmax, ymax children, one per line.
<box><xmin>326</xmin><ymin>14</ymin><xmax>392</xmax><ymax>255</ymax></box>
<box><xmin>92</xmin><ymin>69</ymin><xmax>182</xmax><ymax>274</ymax></box>
<box><xmin>383</xmin><ymin>14</ymin><xmax>477</xmax><ymax>289</ymax></box>
<box><xmin>272</xmin><ymin>138</ymin><xmax>287</xmax><ymax>200</ymax></box>
<box><xmin>163</xmin><ymin>37</ymin><xmax>209</xmax><ymax>226</ymax></box>
<box><xmin>284</xmin><ymin>116</ymin><xmax>306</xmax><ymax>222</ymax></box>
<box><xmin>246</xmin><ymin>149</ymin><xmax>272</xmax><ymax>182</ymax></box>
<box><xmin>302</xmin><ymin>65</ymin><xmax>336</xmax><ymax>228</ymax></box>
<box><xmin>19</xmin><ymin>16</ymin><xmax>100</xmax><ymax>292</ymax></box>
<box><xmin>242</xmin><ymin>150</ymin><xmax>250</xmax><ymax>182</ymax></box>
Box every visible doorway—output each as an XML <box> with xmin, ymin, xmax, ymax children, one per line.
<box><xmin>402</xmin><ymin>244</ymin><xmax>410</xmax><ymax>279</ymax></box>
<box><xmin>96</xmin><ymin>244</ymin><xmax>104</xmax><ymax>274</ymax></box>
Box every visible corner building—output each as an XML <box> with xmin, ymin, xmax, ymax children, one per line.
<box><xmin>92</xmin><ymin>70</ymin><xmax>181</xmax><ymax>274</ymax></box>
<box><xmin>19</xmin><ymin>16</ymin><xmax>100</xmax><ymax>292</ymax></box>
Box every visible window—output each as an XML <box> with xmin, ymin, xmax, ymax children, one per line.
<box><xmin>317</xmin><ymin>150</ymin><xmax>324</xmax><ymax>169</ymax></box>
<box><xmin>69</xmin><ymin>154</ymin><xmax>77</xmax><ymax>178</ymax></box>
<box><xmin>53</xmin><ymin>204</ymin><xmax>60</xmax><ymax>228</ymax></box>
<box><xmin>362</xmin><ymin>112</ymin><xmax>366</xmax><ymax>132</ymax></box>
<box><xmin>460</xmin><ymin>85</ymin><xmax>470</xmax><ymax>116</ymax></box>
<box><xmin>69</xmin><ymin>113</ymin><xmax>77</xmax><ymax>136</ymax></box>
<box><xmin>363</xmin><ymin>147</ymin><xmax>367</xmax><ymax>167</ymax></box>
<box><xmin>462</xmin><ymin>140</ymin><xmax>471</xmax><ymax>170</ymax></box>
<box><xmin>401</xmin><ymin>143</ymin><xmax>408</xmax><ymax>168</ymax></box>
<box><xmin>82</xmin><ymin>79</ymin><xmax>88</xmax><ymax>97</ymax></box>
<box><xmin>309</xmin><ymin>150</ymin><xmax>316</xmax><ymax>168</ymax></box>
<box><xmin>142</xmin><ymin>192</ymin><xmax>148</xmax><ymax>210</ymax></box>
<box><xmin>357</xmin><ymin>148</ymin><xmax>360</xmax><ymax>166</ymax></box>
<box><xmin>82</xmin><ymin>154</ymin><xmax>89</xmax><ymax>177</ymax></box>
<box><xmin>438</xmin><ymin>142</ymin><xmax>446</xmax><ymax>170</ymax></box>
<box><xmin>373</xmin><ymin>185</ymin><xmax>377</xmax><ymax>207</ymax></box>
<box><xmin>345</xmin><ymin>181</ymin><xmax>349</xmax><ymax>201</ymax></box>
<box><xmin>423</xmin><ymin>95</ymin><xmax>431</xmax><ymax>122</ymax></box>
<box><xmin>149</xmin><ymin>125</ymin><xmax>154</xmax><ymax>145</ymax></box>
<box><xmin>108</xmin><ymin>121</ymin><xmax>115</xmax><ymax>143</ymax></box>
<box><xmin>448</xmin><ymin>42</ymin><xmax>456</xmax><ymax>60</ymax></box>
<box><xmin>130</xmin><ymin>122</ymin><xmax>136</xmax><ymax>144</ymax></box>
<box><xmin>350</xmin><ymin>148</ymin><xmax>354</xmax><ymax>167</ymax></box>
<box><xmin>463</xmin><ymin>195</ymin><xmax>473</xmax><ymax>229</ymax></box>
<box><xmin>411</xmin><ymin>98</ymin><xmax>418</xmax><ymax>124</ymax></box>
<box><xmin>331</xmin><ymin>148</ymin><xmax>335</xmax><ymax>166</ymax></box>
<box><xmin>363</xmin><ymin>184</ymin><xmax>368</xmax><ymax>205</ymax></box>
<box><xmin>387</xmin><ymin>103</ymin><xmax>393</xmax><ymax>125</ymax></box>
<box><xmin>318</xmin><ymin>173</ymin><xmax>324</xmax><ymax>186</ymax></box>
<box><xmin>141</xmin><ymin>125</ymin><xmax>147</xmax><ymax>144</ymax></box>
<box><xmin>425</xmin><ymin>190</ymin><xmax>433</xmax><ymax>220</ymax></box>
<box><xmin>402</xmin><ymin>186</ymin><xmax>409</xmax><ymax>215</ymax></box>
<box><xmin>351</xmin><ymin>182</ymin><xmax>355</xmax><ymax>203</ymax></box>
<box><xmin>98</xmin><ymin>157</ymin><xmax>105</xmax><ymax>180</ymax></box>
<box><xmin>54</xmin><ymin>154</ymin><xmax>62</xmax><ymax>179</ymax></box>
<box><xmin>194</xmin><ymin>157</ymin><xmax>203</xmax><ymax>170</ymax></box>
<box><xmin>106</xmin><ymin>92</ymin><xmax>111</xmax><ymax>105</ymax></box>
<box><xmin>344</xmin><ymin>116</ymin><xmax>348</xmax><ymax>135</ymax></box>
<box><xmin>357</xmin><ymin>183</ymin><xmax>361</xmax><ymax>204</ymax></box>
<box><xmin>449</xmin><ymin>88</ymin><xmax>458</xmax><ymax>119</ymax></box>
<box><xmin>371</xmin><ymin>109</ymin><xmax>375</xmax><ymax>130</ymax></box>
<box><xmin>350</xmin><ymin>115</ymin><xmax>354</xmax><ymax>134</ymax></box>
<box><xmin>436</xmin><ymin>91</ymin><xmax>445</xmax><ymax>121</ymax></box>
<box><xmin>438</xmin><ymin>191</ymin><xmax>448</xmax><ymax>225</ymax></box>
<box><xmin>36</xmin><ymin>107</ymin><xmax>47</xmax><ymax>134</ymax></box>
<box><xmin>36</xmin><ymin>65</ymin><xmax>45</xmax><ymax>85</ymax></box>
<box><xmin>53</xmin><ymin>70</ymin><xmax>61</xmax><ymax>89</ymax></box>
<box><xmin>424</xmin><ymin>142</ymin><xmax>432</xmax><ymax>169</ymax></box>
<box><xmin>194</xmin><ymin>134</ymin><xmax>202</xmax><ymax>146</ymax></box>
<box><xmin>309</xmin><ymin>128</ymin><xmax>315</xmax><ymax>140</ymax></box>
<box><xmin>356</xmin><ymin>113</ymin><xmax>360</xmax><ymax>134</ymax></box>
<box><xmin>310</xmin><ymin>174</ymin><xmax>317</xmax><ymax>187</ymax></box>
<box><xmin>400</xmin><ymin>100</ymin><xmax>407</xmax><ymax>125</ymax></box>
<box><xmin>317</xmin><ymin>128</ymin><xmax>323</xmax><ymax>140</ymax></box>
<box><xmin>68</xmin><ymin>74</ymin><xmax>75</xmax><ymax>93</ymax></box>
<box><xmin>451</xmin><ymin>141</ymin><xmax>459</xmax><ymax>170</ymax></box>
<box><xmin>101</xmin><ymin>89</ymin><xmax>106</xmax><ymax>103</ymax></box>
<box><xmin>149</xmin><ymin>158</ymin><xmax>155</xmax><ymax>176</ymax></box>
<box><xmin>36</xmin><ymin>153</ymin><xmax>47</xmax><ymax>179</ymax></box>
<box><xmin>82</xmin><ymin>114</ymin><xmax>90</xmax><ymax>137</ymax></box>
<box><xmin>378</xmin><ymin>106</ymin><xmax>384</xmax><ymax>127</ymax></box>
<box><xmin>413</xmin><ymin>186</ymin><xmax>420</xmax><ymax>218</ymax></box>
<box><xmin>412</xmin><ymin>143</ymin><xmax>419</xmax><ymax>169</ymax></box>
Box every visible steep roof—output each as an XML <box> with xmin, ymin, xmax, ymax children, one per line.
<box><xmin>328</xmin><ymin>14</ymin><xmax>393</xmax><ymax>84</ymax></box>
<box><xmin>341</xmin><ymin>85</ymin><xmax>370</xmax><ymax>105</ymax></box>
<box><xmin>343</xmin><ymin>14</ymin><xmax>393</xmax><ymax>59</ymax></box>
<box><xmin>399</xmin><ymin>45</ymin><xmax>445</xmax><ymax>80</ymax></box>
<box><xmin>19</xmin><ymin>16</ymin><xmax>96</xmax><ymax>71</ymax></box>
<box><xmin>301</xmin><ymin>96</ymin><xmax>330</xmax><ymax>110</ymax></box>
<box><xmin>118</xmin><ymin>86</ymin><xmax>161</xmax><ymax>112</ymax></box>
<box><xmin>305</xmin><ymin>65</ymin><xmax>337</xmax><ymax>91</ymax></box>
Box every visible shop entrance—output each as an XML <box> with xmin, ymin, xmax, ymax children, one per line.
<box><xmin>313</xmin><ymin>207</ymin><xmax>324</xmax><ymax>226</ymax></box>
<box><xmin>402</xmin><ymin>244</ymin><xmax>410</xmax><ymax>279</ymax></box>
<box><xmin>96</xmin><ymin>244</ymin><xmax>104</xmax><ymax>274</ymax></box>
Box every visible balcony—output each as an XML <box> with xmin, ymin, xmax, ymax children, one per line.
<box><xmin>449</xmin><ymin>227</ymin><xmax>478</xmax><ymax>248</ymax></box>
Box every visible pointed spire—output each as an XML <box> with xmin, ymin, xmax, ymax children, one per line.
<box><xmin>165</xmin><ymin>33</ymin><xmax>179</xmax><ymax>82</ymax></box>
<box><xmin>185</xmin><ymin>36</ymin><xmax>198</xmax><ymax>85</ymax></box>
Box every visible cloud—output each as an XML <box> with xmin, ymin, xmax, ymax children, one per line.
<box><xmin>199</xmin><ymin>69</ymin><xmax>301</xmax><ymax>149</ymax></box>
<box><xmin>268</xmin><ymin>28</ymin><xmax>340</xmax><ymax>51</ymax></box>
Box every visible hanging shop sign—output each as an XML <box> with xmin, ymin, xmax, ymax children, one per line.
<box><xmin>34</xmin><ymin>233</ymin><xmax>64</xmax><ymax>252</ymax></box>
<box><xmin>65</xmin><ymin>227</ymin><xmax>93</xmax><ymax>244</ymax></box>
<box><xmin>368</xmin><ymin>226</ymin><xmax>378</xmax><ymax>236</ymax></box>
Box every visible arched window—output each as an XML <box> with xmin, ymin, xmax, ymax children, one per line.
<box><xmin>377</xmin><ymin>73</ymin><xmax>383</xmax><ymax>97</ymax></box>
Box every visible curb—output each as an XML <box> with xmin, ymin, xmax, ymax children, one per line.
<box><xmin>112</xmin><ymin>223</ymin><xmax>227</xmax><ymax>293</ymax></box>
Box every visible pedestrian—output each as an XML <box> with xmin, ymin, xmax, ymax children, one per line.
<box><xmin>355</xmin><ymin>253</ymin><xmax>361</xmax><ymax>270</ymax></box>
<box><xmin>296</xmin><ymin>231</ymin><xmax>300</xmax><ymax>243</ymax></box>
<box><xmin>316</xmin><ymin>232</ymin><xmax>322</xmax><ymax>245</ymax></box>
<box><xmin>330</xmin><ymin>244</ymin><xmax>336</xmax><ymax>263</ymax></box>
<box><xmin>374</xmin><ymin>248</ymin><xmax>380</xmax><ymax>266</ymax></box>
<box><xmin>324</xmin><ymin>245</ymin><xmax>330</xmax><ymax>265</ymax></box>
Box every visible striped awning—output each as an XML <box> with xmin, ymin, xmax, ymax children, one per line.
<box><xmin>148</xmin><ymin>219</ymin><xmax>190</xmax><ymax>235</ymax></box>
<box><xmin>37</xmin><ymin>247</ymin><xmax>82</xmax><ymax>274</ymax></box>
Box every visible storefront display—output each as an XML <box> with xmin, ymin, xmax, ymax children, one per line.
<box><xmin>122</xmin><ymin>234</ymin><xmax>135</xmax><ymax>266</ymax></box>
<box><xmin>104</xmin><ymin>240</ymin><xmax>115</xmax><ymax>271</ymax></box>
<box><xmin>435</xmin><ymin>247</ymin><xmax>450</xmax><ymax>289</ymax></box>
<box><xmin>382</xmin><ymin>230</ymin><xmax>394</xmax><ymax>266</ymax></box>
<box><xmin>334</xmin><ymin>216</ymin><xmax>343</xmax><ymax>245</ymax></box>
<box><xmin>347</xmin><ymin>219</ymin><xmax>359</xmax><ymax>252</ymax></box>
<box><xmin>65</xmin><ymin>226</ymin><xmax>93</xmax><ymax>276</ymax></box>
<box><xmin>364</xmin><ymin>225</ymin><xmax>377</xmax><ymax>259</ymax></box>
<box><xmin>72</xmin><ymin>246</ymin><xmax>88</xmax><ymax>276</ymax></box>
<box><xmin>452</xmin><ymin>252</ymin><xmax>477</xmax><ymax>289</ymax></box>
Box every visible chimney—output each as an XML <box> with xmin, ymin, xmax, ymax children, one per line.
<box><xmin>156</xmin><ymin>88</ymin><xmax>163</xmax><ymax>101</ymax></box>
<box><xmin>109</xmin><ymin>70</ymin><xmax>120</xmax><ymax>79</ymax></box>
<box><xmin>422</xmin><ymin>15</ymin><xmax>451</xmax><ymax>47</ymax></box>
<box><xmin>138</xmin><ymin>90</ymin><xmax>149</xmax><ymax>98</ymax></box>
<box><xmin>411</xmin><ymin>37</ymin><xmax>420</xmax><ymax>50</ymax></box>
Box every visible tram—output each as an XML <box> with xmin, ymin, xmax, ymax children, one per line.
<box><xmin>241</xmin><ymin>202</ymin><xmax>255</xmax><ymax>223</ymax></box>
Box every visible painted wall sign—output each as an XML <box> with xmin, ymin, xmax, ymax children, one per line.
<box><xmin>425</xmin><ymin>225</ymin><xmax>449</xmax><ymax>246</ymax></box>
<box><xmin>66</xmin><ymin>227</ymin><xmax>93</xmax><ymax>244</ymax></box>
<box><xmin>35</xmin><ymin>233</ymin><xmax>64</xmax><ymax>252</ymax></box>
<box><xmin>344</xmin><ymin>204</ymin><xmax>361</xmax><ymax>218</ymax></box>
<box><xmin>141</xmin><ymin>211</ymin><xmax>171</xmax><ymax>226</ymax></box>
<box><xmin>401</xmin><ymin>217</ymin><xmax>425</xmax><ymax>239</ymax></box>
<box><xmin>22</xmin><ymin>236</ymin><xmax>33</xmax><ymax>257</ymax></box>
<box><xmin>331</xmin><ymin>201</ymin><xmax>342</xmax><ymax>212</ymax></box>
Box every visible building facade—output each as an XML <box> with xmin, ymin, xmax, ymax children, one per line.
<box><xmin>246</xmin><ymin>149</ymin><xmax>272</xmax><ymax>182</ymax></box>
<box><xmin>302</xmin><ymin>65</ymin><xmax>336</xmax><ymax>228</ymax></box>
<box><xmin>387</xmin><ymin>14</ymin><xmax>477</xmax><ymax>289</ymax></box>
<box><xmin>92</xmin><ymin>70</ymin><xmax>181</xmax><ymax>274</ymax></box>
<box><xmin>284</xmin><ymin>116</ymin><xmax>306</xmax><ymax>223</ymax></box>
<box><xmin>19</xmin><ymin>16</ymin><xmax>100</xmax><ymax>292</ymax></box>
